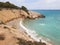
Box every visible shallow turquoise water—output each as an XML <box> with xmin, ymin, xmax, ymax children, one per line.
<box><xmin>23</xmin><ymin>10</ymin><xmax>60</xmax><ymax>45</ymax></box>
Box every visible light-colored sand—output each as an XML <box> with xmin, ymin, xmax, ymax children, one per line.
<box><xmin>6</xmin><ymin>18</ymin><xmax>34</xmax><ymax>41</ymax></box>
<box><xmin>0</xmin><ymin>9</ymin><xmax>44</xmax><ymax>23</ymax></box>
<box><xmin>6</xmin><ymin>18</ymin><xmax>52</xmax><ymax>45</ymax></box>
<box><xmin>0</xmin><ymin>9</ymin><xmax>52</xmax><ymax>45</ymax></box>
<box><xmin>0</xmin><ymin>24</ymin><xmax>34</xmax><ymax>45</ymax></box>
<box><xmin>0</xmin><ymin>9</ymin><xmax>28</xmax><ymax>23</ymax></box>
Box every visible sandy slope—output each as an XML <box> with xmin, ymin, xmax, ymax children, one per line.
<box><xmin>0</xmin><ymin>9</ymin><xmax>50</xmax><ymax>45</ymax></box>
<box><xmin>0</xmin><ymin>9</ymin><xmax>34</xmax><ymax>45</ymax></box>
<box><xmin>0</xmin><ymin>24</ymin><xmax>34</xmax><ymax>45</ymax></box>
<box><xmin>0</xmin><ymin>9</ymin><xmax>44</xmax><ymax>23</ymax></box>
<box><xmin>0</xmin><ymin>9</ymin><xmax>28</xmax><ymax>23</ymax></box>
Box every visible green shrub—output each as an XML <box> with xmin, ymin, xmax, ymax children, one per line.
<box><xmin>0</xmin><ymin>2</ymin><xmax>20</xmax><ymax>9</ymax></box>
<box><xmin>21</xmin><ymin>6</ymin><xmax>29</xmax><ymax>15</ymax></box>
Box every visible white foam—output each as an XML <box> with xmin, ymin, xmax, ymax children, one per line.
<box><xmin>20</xmin><ymin>20</ymin><xmax>52</xmax><ymax>45</ymax></box>
<box><xmin>20</xmin><ymin>20</ymin><xmax>40</xmax><ymax>42</ymax></box>
<box><xmin>39</xmin><ymin>23</ymin><xmax>45</xmax><ymax>26</ymax></box>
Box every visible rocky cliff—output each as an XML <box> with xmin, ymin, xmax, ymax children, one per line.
<box><xmin>0</xmin><ymin>9</ymin><xmax>45</xmax><ymax>23</ymax></box>
<box><xmin>0</xmin><ymin>8</ymin><xmax>46</xmax><ymax>45</ymax></box>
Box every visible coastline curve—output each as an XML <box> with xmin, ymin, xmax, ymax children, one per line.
<box><xmin>20</xmin><ymin>19</ymin><xmax>52</xmax><ymax>45</ymax></box>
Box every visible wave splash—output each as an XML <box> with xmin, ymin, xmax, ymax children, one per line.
<box><xmin>20</xmin><ymin>20</ymin><xmax>41</xmax><ymax>42</ymax></box>
<box><xmin>20</xmin><ymin>20</ymin><xmax>52</xmax><ymax>45</ymax></box>
<box><xmin>39</xmin><ymin>23</ymin><xmax>45</xmax><ymax>26</ymax></box>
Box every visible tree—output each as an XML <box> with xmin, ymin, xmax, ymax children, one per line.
<box><xmin>0</xmin><ymin>2</ymin><xmax>20</xmax><ymax>9</ymax></box>
<box><xmin>21</xmin><ymin>6</ymin><xmax>29</xmax><ymax>15</ymax></box>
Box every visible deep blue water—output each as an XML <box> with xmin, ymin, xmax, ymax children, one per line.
<box><xmin>23</xmin><ymin>10</ymin><xmax>60</xmax><ymax>45</ymax></box>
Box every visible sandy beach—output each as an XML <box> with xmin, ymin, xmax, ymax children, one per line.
<box><xmin>0</xmin><ymin>8</ymin><xmax>52</xmax><ymax>45</ymax></box>
<box><xmin>6</xmin><ymin>18</ymin><xmax>34</xmax><ymax>41</ymax></box>
<box><xmin>6</xmin><ymin>18</ymin><xmax>52</xmax><ymax>45</ymax></box>
<box><xmin>19</xmin><ymin>19</ymin><xmax>52</xmax><ymax>45</ymax></box>
<box><xmin>0</xmin><ymin>1</ymin><xmax>59</xmax><ymax>45</ymax></box>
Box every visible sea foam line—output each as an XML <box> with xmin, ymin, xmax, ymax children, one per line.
<box><xmin>20</xmin><ymin>19</ymin><xmax>52</xmax><ymax>45</ymax></box>
<box><xmin>20</xmin><ymin>20</ymin><xmax>41</xmax><ymax>42</ymax></box>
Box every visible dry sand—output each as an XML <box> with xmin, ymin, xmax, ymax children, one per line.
<box><xmin>0</xmin><ymin>9</ymin><xmax>52</xmax><ymax>45</ymax></box>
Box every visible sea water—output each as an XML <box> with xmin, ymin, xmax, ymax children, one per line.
<box><xmin>23</xmin><ymin>10</ymin><xmax>60</xmax><ymax>45</ymax></box>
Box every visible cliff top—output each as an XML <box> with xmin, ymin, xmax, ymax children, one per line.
<box><xmin>0</xmin><ymin>2</ymin><xmax>20</xmax><ymax>9</ymax></box>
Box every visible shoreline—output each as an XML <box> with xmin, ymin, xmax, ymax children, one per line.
<box><xmin>20</xmin><ymin>19</ymin><xmax>52</xmax><ymax>45</ymax></box>
<box><xmin>20</xmin><ymin>19</ymin><xmax>40</xmax><ymax>42</ymax></box>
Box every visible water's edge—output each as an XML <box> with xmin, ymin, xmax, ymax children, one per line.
<box><xmin>20</xmin><ymin>19</ymin><xmax>52</xmax><ymax>45</ymax></box>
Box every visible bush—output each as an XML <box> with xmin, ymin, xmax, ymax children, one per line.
<box><xmin>0</xmin><ymin>2</ymin><xmax>20</xmax><ymax>9</ymax></box>
<box><xmin>21</xmin><ymin>6</ymin><xmax>29</xmax><ymax>15</ymax></box>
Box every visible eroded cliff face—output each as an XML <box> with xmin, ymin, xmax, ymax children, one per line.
<box><xmin>0</xmin><ymin>9</ymin><xmax>46</xmax><ymax>45</ymax></box>
<box><xmin>0</xmin><ymin>8</ymin><xmax>45</xmax><ymax>23</ymax></box>
<box><xmin>0</xmin><ymin>9</ymin><xmax>28</xmax><ymax>23</ymax></box>
<box><xmin>28</xmin><ymin>11</ymin><xmax>45</xmax><ymax>19</ymax></box>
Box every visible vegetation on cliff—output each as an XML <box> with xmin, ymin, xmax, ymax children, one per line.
<box><xmin>0</xmin><ymin>2</ymin><xmax>29</xmax><ymax>14</ymax></box>
<box><xmin>0</xmin><ymin>2</ymin><xmax>20</xmax><ymax>9</ymax></box>
<box><xmin>20</xmin><ymin>6</ymin><xmax>29</xmax><ymax>14</ymax></box>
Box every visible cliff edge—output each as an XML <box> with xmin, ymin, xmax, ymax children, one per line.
<box><xmin>0</xmin><ymin>2</ymin><xmax>47</xmax><ymax>45</ymax></box>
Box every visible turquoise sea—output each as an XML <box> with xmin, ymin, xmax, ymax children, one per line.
<box><xmin>23</xmin><ymin>10</ymin><xmax>60</xmax><ymax>45</ymax></box>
